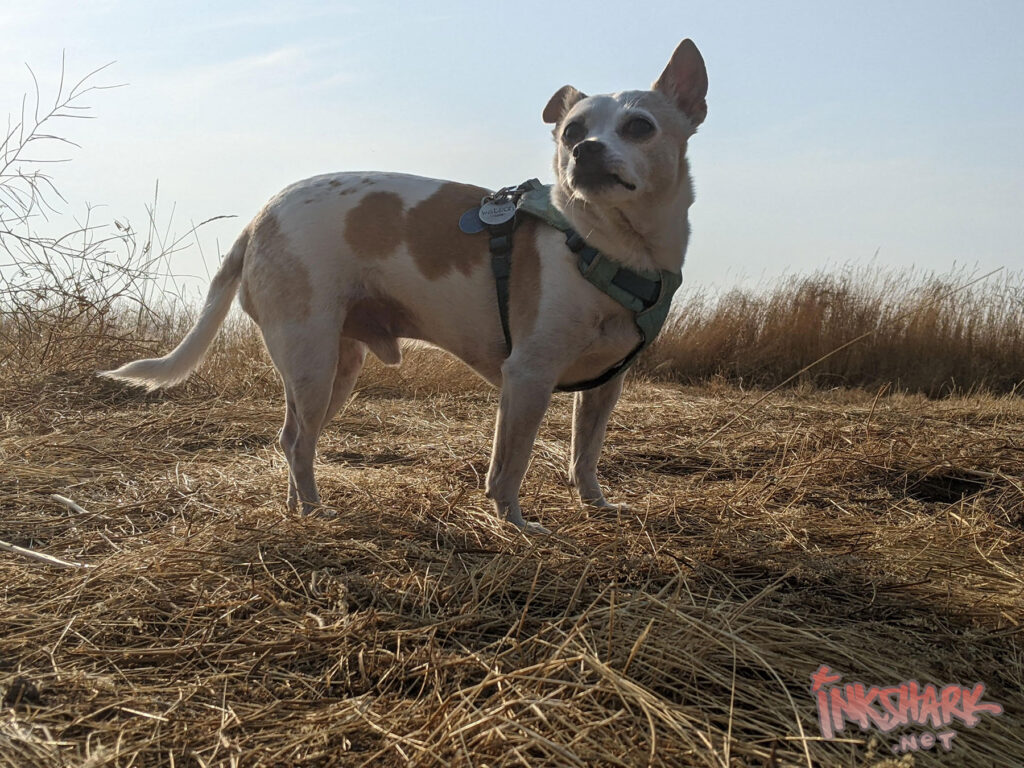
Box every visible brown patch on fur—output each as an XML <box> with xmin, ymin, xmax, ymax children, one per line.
<box><xmin>242</xmin><ymin>210</ymin><xmax>312</xmax><ymax>323</ymax></box>
<box><xmin>344</xmin><ymin>192</ymin><xmax>405</xmax><ymax>259</ymax></box>
<box><xmin>329</xmin><ymin>179</ymin><xmax>342</xmax><ymax>187</ymax></box>
<box><xmin>405</xmin><ymin>182</ymin><xmax>489</xmax><ymax>280</ymax></box>
<box><xmin>342</xmin><ymin>294</ymin><xmax>420</xmax><ymax>365</ymax></box>
<box><xmin>509</xmin><ymin>217</ymin><xmax>542</xmax><ymax>342</ymax></box>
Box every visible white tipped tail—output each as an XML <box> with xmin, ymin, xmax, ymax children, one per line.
<box><xmin>101</xmin><ymin>228</ymin><xmax>250</xmax><ymax>390</ymax></box>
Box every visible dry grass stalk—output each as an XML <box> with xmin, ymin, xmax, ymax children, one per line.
<box><xmin>2</xmin><ymin>359</ymin><xmax>1022</xmax><ymax>766</ymax></box>
<box><xmin>0</xmin><ymin>538</ymin><xmax>94</xmax><ymax>570</ymax></box>
<box><xmin>639</xmin><ymin>265</ymin><xmax>1024</xmax><ymax>396</ymax></box>
<box><xmin>2</xmin><ymin>62</ymin><xmax>1022</xmax><ymax>768</ymax></box>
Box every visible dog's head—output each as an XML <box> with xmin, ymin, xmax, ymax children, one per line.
<box><xmin>543</xmin><ymin>39</ymin><xmax>708</xmax><ymax>263</ymax></box>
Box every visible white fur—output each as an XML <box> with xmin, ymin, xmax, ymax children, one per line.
<box><xmin>101</xmin><ymin>40</ymin><xmax>709</xmax><ymax>532</ymax></box>
<box><xmin>103</xmin><ymin>229</ymin><xmax>249</xmax><ymax>390</ymax></box>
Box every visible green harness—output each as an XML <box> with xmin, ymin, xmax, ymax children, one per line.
<box><xmin>466</xmin><ymin>179</ymin><xmax>682</xmax><ymax>392</ymax></box>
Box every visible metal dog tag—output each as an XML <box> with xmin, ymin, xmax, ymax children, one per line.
<box><xmin>478</xmin><ymin>199</ymin><xmax>516</xmax><ymax>226</ymax></box>
<box><xmin>458</xmin><ymin>207</ymin><xmax>486</xmax><ymax>234</ymax></box>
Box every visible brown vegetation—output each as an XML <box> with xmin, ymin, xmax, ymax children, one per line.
<box><xmin>2</xmin><ymin>324</ymin><xmax>1023</xmax><ymax>766</ymax></box>
<box><xmin>2</xmin><ymin>72</ymin><xmax>1023</xmax><ymax>767</ymax></box>
<box><xmin>3</xmin><ymin>187</ymin><xmax>1024</xmax><ymax>768</ymax></box>
<box><xmin>640</xmin><ymin>266</ymin><xmax>1024</xmax><ymax>396</ymax></box>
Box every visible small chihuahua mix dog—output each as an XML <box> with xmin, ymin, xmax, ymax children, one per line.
<box><xmin>104</xmin><ymin>39</ymin><xmax>708</xmax><ymax>533</ymax></box>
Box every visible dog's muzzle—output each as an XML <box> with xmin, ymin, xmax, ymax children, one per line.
<box><xmin>570</xmin><ymin>141</ymin><xmax>636</xmax><ymax>192</ymax></box>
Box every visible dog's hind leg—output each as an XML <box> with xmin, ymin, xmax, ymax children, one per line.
<box><xmin>279</xmin><ymin>338</ymin><xmax>365</xmax><ymax>512</ymax></box>
<box><xmin>486</xmin><ymin>365</ymin><xmax>556</xmax><ymax>533</ymax></box>
<box><xmin>264</xmin><ymin>323</ymin><xmax>340</xmax><ymax>515</ymax></box>
<box><xmin>279</xmin><ymin>340</ymin><xmax>363</xmax><ymax>511</ymax></box>
<box><xmin>280</xmin><ymin>389</ymin><xmax>300</xmax><ymax>510</ymax></box>
<box><xmin>570</xmin><ymin>374</ymin><xmax>625</xmax><ymax>508</ymax></box>
<box><xmin>322</xmin><ymin>338</ymin><xmax>367</xmax><ymax>429</ymax></box>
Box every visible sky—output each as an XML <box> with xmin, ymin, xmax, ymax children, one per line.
<box><xmin>1</xmin><ymin>0</ymin><xmax>1022</xmax><ymax>294</ymax></box>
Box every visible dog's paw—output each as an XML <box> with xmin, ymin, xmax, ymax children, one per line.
<box><xmin>582</xmin><ymin>496</ymin><xmax>628</xmax><ymax>512</ymax></box>
<box><xmin>493</xmin><ymin>500</ymin><xmax>551</xmax><ymax>535</ymax></box>
<box><xmin>522</xmin><ymin>520</ymin><xmax>552</xmax><ymax>535</ymax></box>
<box><xmin>301</xmin><ymin>505</ymin><xmax>339</xmax><ymax>520</ymax></box>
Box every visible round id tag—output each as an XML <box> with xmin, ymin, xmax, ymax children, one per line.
<box><xmin>478</xmin><ymin>199</ymin><xmax>516</xmax><ymax>226</ymax></box>
<box><xmin>458</xmin><ymin>207</ymin><xmax>486</xmax><ymax>234</ymax></box>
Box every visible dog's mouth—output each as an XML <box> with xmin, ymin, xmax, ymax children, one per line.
<box><xmin>611</xmin><ymin>174</ymin><xmax>637</xmax><ymax>191</ymax></box>
<box><xmin>572</xmin><ymin>169</ymin><xmax>637</xmax><ymax>193</ymax></box>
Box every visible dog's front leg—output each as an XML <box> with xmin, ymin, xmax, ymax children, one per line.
<box><xmin>486</xmin><ymin>366</ymin><xmax>555</xmax><ymax>533</ymax></box>
<box><xmin>570</xmin><ymin>374</ymin><xmax>625</xmax><ymax>508</ymax></box>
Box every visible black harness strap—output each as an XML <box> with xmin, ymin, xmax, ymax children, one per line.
<box><xmin>555</xmin><ymin>230</ymin><xmax>659</xmax><ymax>392</ymax></box>
<box><xmin>489</xmin><ymin>226</ymin><xmax>514</xmax><ymax>352</ymax></box>
<box><xmin>479</xmin><ymin>180</ymin><xmax>674</xmax><ymax>393</ymax></box>
<box><xmin>567</xmin><ymin>232</ymin><xmax>659</xmax><ymax>305</ymax></box>
<box><xmin>487</xmin><ymin>220</ymin><xmax>662</xmax><ymax>392</ymax></box>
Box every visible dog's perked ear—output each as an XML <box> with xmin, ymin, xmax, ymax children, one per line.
<box><xmin>652</xmin><ymin>39</ymin><xmax>708</xmax><ymax>126</ymax></box>
<box><xmin>543</xmin><ymin>84</ymin><xmax>587</xmax><ymax>125</ymax></box>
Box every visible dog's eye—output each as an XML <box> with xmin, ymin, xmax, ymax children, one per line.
<box><xmin>622</xmin><ymin>117</ymin><xmax>655</xmax><ymax>140</ymax></box>
<box><xmin>562</xmin><ymin>121</ymin><xmax>586</xmax><ymax>146</ymax></box>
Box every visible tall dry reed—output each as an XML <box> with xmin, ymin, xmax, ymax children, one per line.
<box><xmin>3</xmin><ymin>66</ymin><xmax>1020</xmax><ymax>397</ymax></box>
<box><xmin>639</xmin><ymin>265</ymin><xmax>1024</xmax><ymax>396</ymax></box>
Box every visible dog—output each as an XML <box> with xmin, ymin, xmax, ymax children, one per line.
<box><xmin>102</xmin><ymin>39</ymin><xmax>708</xmax><ymax>533</ymax></box>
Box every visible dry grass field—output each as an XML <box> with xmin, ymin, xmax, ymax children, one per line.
<box><xmin>3</xmin><ymin>65</ymin><xmax>1023</xmax><ymax>768</ymax></box>
<box><xmin>638</xmin><ymin>266</ymin><xmax>1024</xmax><ymax>396</ymax></box>
<box><xmin>2</xmin><ymin>337</ymin><xmax>1023</xmax><ymax>767</ymax></box>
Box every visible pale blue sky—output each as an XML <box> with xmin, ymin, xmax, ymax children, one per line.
<box><xmin>2</xmin><ymin>1</ymin><xmax>1022</xmax><ymax>291</ymax></box>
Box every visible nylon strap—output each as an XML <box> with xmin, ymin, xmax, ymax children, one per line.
<box><xmin>517</xmin><ymin>179</ymin><xmax>569</xmax><ymax>230</ymax></box>
<box><xmin>479</xmin><ymin>180</ymin><xmax>682</xmax><ymax>392</ymax></box>
<box><xmin>489</xmin><ymin>227</ymin><xmax>514</xmax><ymax>352</ymax></box>
<box><xmin>556</xmin><ymin>230</ymin><xmax>681</xmax><ymax>391</ymax></box>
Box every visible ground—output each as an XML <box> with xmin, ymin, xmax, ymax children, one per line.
<box><xmin>1</xmin><ymin>356</ymin><xmax>1022</xmax><ymax>767</ymax></box>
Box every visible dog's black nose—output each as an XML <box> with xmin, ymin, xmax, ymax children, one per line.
<box><xmin>572</xmin><ymin>140</ymin><xmax>606</xmax><ymax>161</ymax></box>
